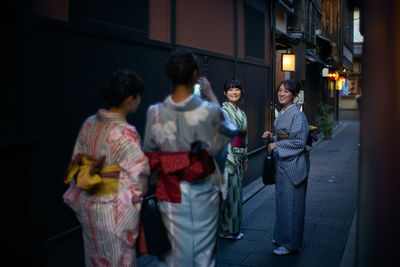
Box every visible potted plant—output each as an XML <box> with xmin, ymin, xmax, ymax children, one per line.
<box><xmin>315</xmin><ymin>103</ymin><xmax>333</xmax><ymax>139</ymax></box>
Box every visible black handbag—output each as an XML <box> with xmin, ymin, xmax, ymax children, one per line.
<box><xmin>137</xmin><ymin>193</ymin><xmax>171</xmax><ymax>257</ymax></box>
<box><xmin>262</xmin><ymin>136</ymin><xmax>276</xmax><ymax>185</ymax></box>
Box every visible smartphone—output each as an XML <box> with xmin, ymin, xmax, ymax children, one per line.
<box><xmin>193</xmin><ymin>83</ymin><xmax>201</xmax><ymax>96</ymax></box>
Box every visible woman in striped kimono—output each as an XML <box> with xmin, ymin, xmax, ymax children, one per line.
<box><xmin>262</xmin><ymin>79</ymin><xmax>309</xmax><ymax>256</ymax></box>
<box><xmin>63</xmin><ymin>70</ymin><xmax>150</xmax><ymax>266</ymax></box>
<box><xmin>142</xmin><ymin>48</ymin><xmax>237</xmax><ymax>267</ymax></box>
<box><xmin>218</xmin><ymin>79</ymin><xmax>248</xmax><ymax>240</ymax></box>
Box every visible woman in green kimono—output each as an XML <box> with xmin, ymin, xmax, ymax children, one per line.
<box><xmin>219</xmin><ymin>79</ymin><xmax>248</xmax><ymax>240</ymax></box>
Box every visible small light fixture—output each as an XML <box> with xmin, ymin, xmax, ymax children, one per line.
<box><xmin>282</xmin><ymin>53</ymin><xmax>296</xmax><ymax>72</ymax></box>
<box><xmin>322</xmin><ymin>67</ymin><xmax>329</xmax><ymax>77</ymax></box>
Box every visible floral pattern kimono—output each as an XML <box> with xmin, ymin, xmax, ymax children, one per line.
<box><xmin>219</xmin><ymin>102</ymin><xmax>248</xmax><ymax>235</ymax></box>
<box><xmin>273</xmin><ymin>104</ymin><xmax>309</xmax><ymax>251</ymax></box>
<box><xmin>143</xmin><ymin>95</ymin><xmax>237</xmax><ymax>267</ymax></box>
<box><xmin>63</xmin><ymin>109</ymin><xmax>149</xmax><ymax>267</ymax></box>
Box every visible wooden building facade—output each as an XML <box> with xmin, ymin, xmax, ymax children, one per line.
<box><xmin>2</xmin><ymin>0</ymin><xmax>274</xmax><ymax>265</ymax></box>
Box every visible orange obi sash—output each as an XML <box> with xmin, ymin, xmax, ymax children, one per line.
<box><xmin>145</xmin><ymin>142</ymin><xmax>215</xmax><ymax>203</ymax></box>
<box><xmin>64</xmin><ymin>153</ymin><xmax>121</xmax><ymax>196</ymax></box>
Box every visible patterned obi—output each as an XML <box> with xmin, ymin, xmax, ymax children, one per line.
<box><xmin>277</xmin><ymin>134</ymin><xmax>289</xmax><ymax>141</ymax></box>
<box><xmin>145</xmin><ymin>141</ymin><xmax>215</xmax><ymax>203</ymax></box>
<box><xmin>231</xmin><ymin>131</ymin><xmax>246</xmax><ymax>148</ymax></box>
<box><xmin>64</xmin><ymin>153</ymin><xmax>121</xmax><ymax>196</ymax></box>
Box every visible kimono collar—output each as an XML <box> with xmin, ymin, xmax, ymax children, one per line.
<box><xmin>222</xmin><ymin>101</ymin><xmax>241</xmax><ymax>112</ymax></box>
<box><xmin>276</xmin><ymin>104</ymin><xmax>300</xmax><ymax>122</ymax></box>
<box><xmin>282</xmin><ymin>104</ymin><xmax>296</xmax><ymax>113</ymax></box>
<box><xmin>96</xmin><ymin>109</ymin><xmax>127</xmax><ymax>123</ymax></box>
<box><xmin>164</xmin><ymin>95</ymin><xmax>203</xmax><ymax>111</ymax></box>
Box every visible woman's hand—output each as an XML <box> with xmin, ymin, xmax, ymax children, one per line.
<box><xmin>262</xmin><ymin>131</ymin><xmax>273</xmax><ymax>140</ymax></box>
<box><xmin>268</xmin><ymin>142</ymin><xmax>276</xmax><ymax>154</ymax></box>
<box><xmin>197</xmin><ymin>77</ymin><xmax>219</xmax><ymax>105</ymax></box>
<box><xmin>243</xmin><ymin>161</ymin><xmax>248</xmax><ymax>171</ymax></box>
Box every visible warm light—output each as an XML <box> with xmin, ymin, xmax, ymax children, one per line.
<box><xmin>328</xmin><ymin>71</ymin><xmax>339</xmax><ymax>81</ymax></box>
<box><xmin>282</xmin><ymin>54</ymin><xmax>296</xmax><ymax>72</ymax></box>
<box><xmin>336</xmin><ymin>76</ymin><xmax>346</xmax><ymax>90</ymax></box>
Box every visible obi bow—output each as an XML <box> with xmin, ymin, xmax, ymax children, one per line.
<box><xmin>145</xmin><ymin>142</ymin><xmax>215</xmax><ymax>203</ymax></box>
<box><xmin>64</xmin><ymin>153</ymin><xmax>121</xmax><ymax>195</ymax></box>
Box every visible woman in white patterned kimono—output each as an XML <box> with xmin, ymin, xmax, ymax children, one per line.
<box><xmin>142</xmin><ymin>48</ymin><xmax>237</xmax><ymax>267</ymax></box>
<box><xmin>262</xmin><ymin>79</ymin><xmax>309</xmax><ymax>256</ymax></box>
<box><xmin>218</xmin><ymin>79</ymin><xmax>248</xmax><ymax>240</ymax></box>
<box><xmin>63</xmin><ymin>70</ymin><xmax>150</xmax><ymax>266</ymax></box>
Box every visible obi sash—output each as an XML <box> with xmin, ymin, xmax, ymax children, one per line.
<box><xmin>277</xmin><ymin>134</ymin><xmax>289</xmax><ymax>141</ymax></box>
<box><xmin>145</xmin><ymin>141</ymin><xmax>215</xmax><ymax>203</ymax></box>
<box><xmin>64</xmin><ymin>153</ymin><xmax>121</xmax><ymax>196</ymax></box>
<box><xmin>231</xmin><ymin>131</ymin><xmax>246</xmax><ymax>148</ymax></box>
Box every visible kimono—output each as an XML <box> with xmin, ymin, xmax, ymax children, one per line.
<box><xmin>273</xmin><ymin>104</ymin><xmax>309</xmax><ymax>251</ymax></box>
<box><xmin>63</xmin><ymin>109</ymin><xmax>149</xmax><ymax>267</ymax></box>
<box><xmin>143</xmin><ymin>95</ymin><xmax>237</xmax><ymax>267</ymax></box>
<box><xmin>219</xmin><ymin>102</ymin><xmax>248</xmax><ymax>234</ymax></box>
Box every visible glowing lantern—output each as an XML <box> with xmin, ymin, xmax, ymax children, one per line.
<box><xmin>336</xmin><ymin>76</ymin><xmax>346</xmax><ymax>90</ymax></box>
<box><xmin>328</xmin><ymin>71</ymin><xmax>339</xmax><ymax>81</ymax></box>
<box><xmin>281</xmin><ymin>53</ymin><xmax>296</xmax><ymax>72</ymax></box>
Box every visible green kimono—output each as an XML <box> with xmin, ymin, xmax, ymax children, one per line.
<box><xmin>220</xmin><ymin>102</ymin><xmax>248</xmax><ymax>234</ymax></box>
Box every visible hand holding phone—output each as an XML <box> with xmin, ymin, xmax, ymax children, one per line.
<box><xmin>193</xmin><ymin>83</ymin><xmax>201</xmax><ymax>96</ymax></box>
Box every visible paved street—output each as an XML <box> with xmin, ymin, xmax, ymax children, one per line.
<box><xmin>138</xmin><ymin>110</ymin><xmax>360</xmax><ymax>267</ymax></box>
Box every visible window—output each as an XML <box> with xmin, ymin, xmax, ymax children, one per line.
<box><xmin>245</xmin><ymin>4</ymin><xmax>265</xmax><ymax>59</ymax></box>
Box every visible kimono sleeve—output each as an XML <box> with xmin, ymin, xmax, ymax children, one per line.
<box><xmin>274</xmin><ymin>112</ymin><xmax>309</xmax><ymax>159</ymax></box>
<box><xmin>243</xmin><ymin>112</ymin><xmax>249</xmax><ymax>162</ymax></box>
<box><xmin>114</xmin><ymin>126</ymin><xmax>150</xmax><ymax>246</ymax></box>
<box><xmin>64</xmin><ymin>116</ymin><xmax>93</xmax><ymax>215</ymax></box>
<box><xmin>71</xmin><ymin>116</ymin><xmax>93</xmax><ymax>157</ymax></box>
<box><xmin>209</xmin><ymin>106</ymin><xmax>238</xmax><ymax>169</ymax></box>
<box><xmin>142</xmin><ymin>104</ymin><xmax>159</xmax><ymax>152</ymax></box>
<box><xmin>118</xmin><ymin>126</ymin><xmax>150</xmax><ymax>196</ymax></box>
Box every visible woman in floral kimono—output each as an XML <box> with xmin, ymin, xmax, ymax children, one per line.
<box><xmin>218</xmin><ymin>79</ymin><xmax>248</xmax><ymax>240</ymax></box>
<box><xmin>262</xmin><ymin>79</ymin><xmax>309</xmax><ymax>256</ymax></box>
<box><xmin>63</xmin><ymin>70</ymin><xmax>150</xmax><ymax>266</ymax></box>
<box><xmin>143</xmin><ymin>48</ymin><xmax>237</xmax><ymax>267</ymax></box>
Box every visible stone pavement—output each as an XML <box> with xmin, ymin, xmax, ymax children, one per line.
<box><xmin>138</xmin><ymin>110</ymin><xmax>359</xmax><ymax>267</ymax></box>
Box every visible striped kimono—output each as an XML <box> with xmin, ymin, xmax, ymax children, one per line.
<box><xmin>143</xmin><ymin>95</ymin><xmax>237</xmax><ymax>267</ymax></box>
<box><xmin>219</xmin><ymin>102</ymin><xmax>248</xmax><ymax>234</ymax></box>
<box><xmin>64</xmin><ymin>109</ymin><xmax>149</xmax><ymax>267</ymax></box>
<box><xmin>273</xmin><ymin>104</ymin><xmax>309</xmax><ymax>251</ymax></box>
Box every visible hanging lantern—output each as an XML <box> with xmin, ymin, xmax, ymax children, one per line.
<box><xmin>336</xmin><ymin>76</ymin><xmax>346</xmax><ymax>90</ymax></box>
<box><xmin>328</xmin><ymin>71</ymin><xmax>339</xmax><ymax>81</ymax></box>
<box><xmin>281</xmin><ymin>53</ymin><xmax>296</xmax><ymax>72</ymax></box>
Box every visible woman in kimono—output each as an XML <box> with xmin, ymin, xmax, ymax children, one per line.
<box><xmin>218</xmin><ymin>79</ymin><xmax>248</xmax><ymax>240</ymax></box>
<box><xmin>63</xmin><ymin>70</ymin><xmax>150</xmax><ymax>266</ymax></box>
<box><xmin>142</xmin><ymin>48</ymin><xmax>237</xmax><ymax>267</ymax></box>
<box><xmin>262</xmin><ymin>79</ymin><xmax>309</xmax><ymax>256</ymax></box>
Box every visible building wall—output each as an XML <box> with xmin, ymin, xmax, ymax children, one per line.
<box><xmin>321</xmin><ymin>0</ymin><xmax>341</xmax><ymax>64</ymax></box>
<box><xmin>176</xmin><ymin>0</ymin><xmax>234</xmax><ymax>56</ymax></box>
<box><xmin>4</xmin><ymin>1</ymin><xmax>273</xmax><ymax>265</ymax></box>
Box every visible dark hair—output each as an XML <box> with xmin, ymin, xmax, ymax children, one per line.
<box><xmin>101</xmin><ymin>69</ymin><xmax>145</xmax><ymax>108</ymax></box>
<box><xmin>223</xmin><ymin>78</ymin><xmax>245</xmax><ymax>100</ymax></box>
<box><xmin>277</xmin><ymin>79</ymin><xmax>300</xmax><ymax>97</ymax></box>
<box><xmin>165</xmin><ymin>47</ymin><xmax>199</xmax><ymax>87</ymax></box>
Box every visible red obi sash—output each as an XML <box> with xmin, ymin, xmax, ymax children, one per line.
<box><xmin>145</xmin><ymin>142</ymin><xmax>215</xmax><ymax>203</ymax></box>
<box><xmin>231</xmin><ymin>132</ymin><xmax>246</xmax><ymax>148</ymax></box>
